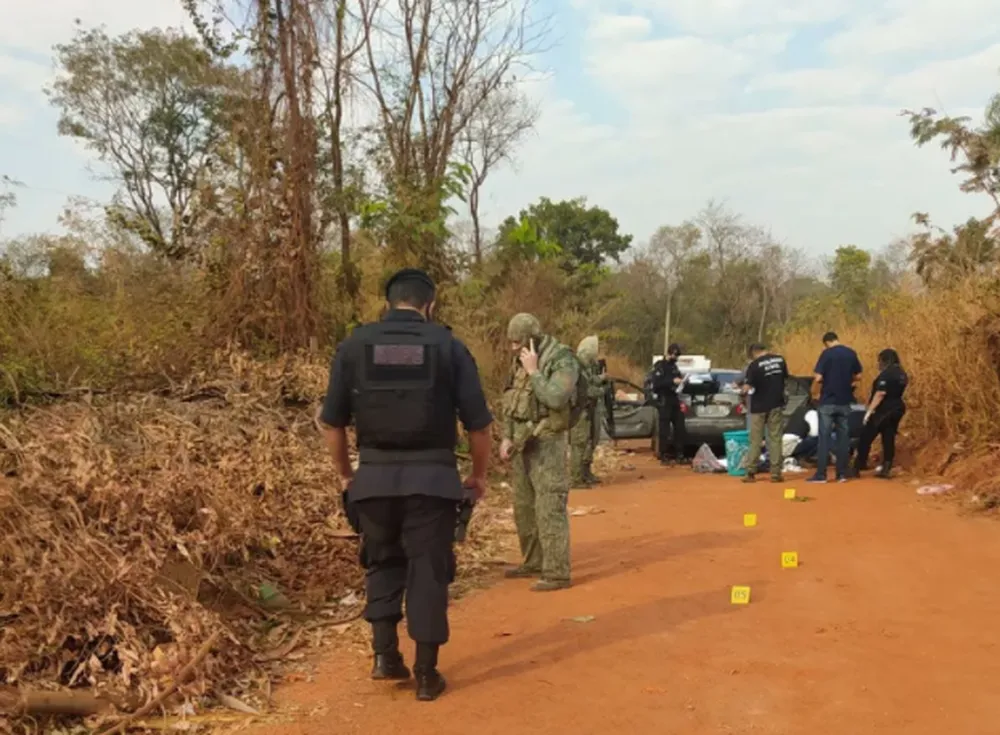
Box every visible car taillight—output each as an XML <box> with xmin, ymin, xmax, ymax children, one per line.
<box><xmin>735</xmin><ymin>403</ymin><xmax>746</xmax><ymax>415</ymax></box>
<box><xmin>680</xmin><ymin>402</ymin><xmax>689</xmax><ymax>415</ymax></box>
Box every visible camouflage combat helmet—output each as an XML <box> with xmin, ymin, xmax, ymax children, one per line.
<box><xmin>577</xmin><ymin>335</ymin><xmax>599</xmax><ymax>363</ymax></box>
<box><xmin>507</xmin><ymin>313</ymin><xmax>542</xmax><ymax>343</ymax></box>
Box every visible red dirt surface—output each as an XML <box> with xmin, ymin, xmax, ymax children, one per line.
<box><xmin>245</xmin><ymin>454</ymin><xmax>1000</xmax><ymax>734</ymax></box>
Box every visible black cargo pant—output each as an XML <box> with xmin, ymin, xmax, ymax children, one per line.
<box><xmin>657</xmin><ymin>398</ymin><xmax>686</xmax><ymax>460</ymax></box>
<box><xmin>356</xmin><ymin>495</ymin><xmax>457</xmax><ymax>651</ymax></box>
<box><xmin>854</xmin><ymin>407</ymin><xmax>905</xmax><ymax>471</ymax></box>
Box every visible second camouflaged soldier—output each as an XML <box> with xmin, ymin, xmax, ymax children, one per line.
<box><xmin>500</xmin><ymin>313</ymin><xmax>578</xmax><ymax>591</ymax></box>
<box><xmin>570</xmin><ymin>335</ymin><xmax>605</xmax><ymax>488</ymax></box>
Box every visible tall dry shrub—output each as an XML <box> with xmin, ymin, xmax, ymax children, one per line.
<box><xmin>780</xmin><ymin>279</ymin><xmax>1000</xmax><ymax>495</ymax></box>
<box><xmin>442</xmin><ymin>260</ymin><xmax>635</xmax><ymax>399</ymax></box>
<box><xmin>0</xmin><ymin>240</ymin><xmax>212</xmax><ymax>401</ymax></box>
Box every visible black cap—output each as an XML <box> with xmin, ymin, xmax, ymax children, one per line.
<box><xmin>384</xmin><ymin>268</ymin><xmax>435</xmax><ymax>299</ymax></box>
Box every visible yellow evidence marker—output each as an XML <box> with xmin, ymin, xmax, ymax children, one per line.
<box><xmin>783</xmin><ymin>488</ymin><xmax>797</xmax><ymax>500</ymax></box>
<box><xmin>730</xmin><ymin>586</ymin><xmax>751</xmax><ymax>605</ymax></box>
<box><xmin>781</xmin><ymin>551</ymin><xmax>799</xmax><ymax>568</ymax></box>
<box><xmin>743</xmin><ymin>513</ymin><xmax>757</xmax><ymax>527</ymax></box>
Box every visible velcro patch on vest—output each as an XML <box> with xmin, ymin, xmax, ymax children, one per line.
<box><xmin>363</xmin><ymin>343</ymin><xmax>434</xmax><ymax>388</ymax></box>
<box><xmin>373</xmin><ymin>344</ymin><xmax>425</xmax><ymax>365</ymax></box>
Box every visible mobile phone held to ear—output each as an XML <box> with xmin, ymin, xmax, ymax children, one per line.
<box><xmin>529</xmin><ymin>338</ymin><xmax>536</xmax><ymax>353</ymax></box>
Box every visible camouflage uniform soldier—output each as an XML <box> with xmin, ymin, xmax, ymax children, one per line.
<box><xmin>500</xmin><ymin>313</ymin><xmax>578</xmax><ymax>592</ymax></box>
<box><xmin>570</xmin><ymin>335</ymin><xmax>605</xmax><ymax>488</ymax></box>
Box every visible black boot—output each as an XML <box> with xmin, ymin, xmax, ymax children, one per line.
<box><xmin>875</xmin><ymin>462</ymin><xmax>893</xmax><ymax>479</ymax></box>
<box><xmin>414</xmin><ymin>643</ymin><xmax>446</xmax><ymax>701</ymax></box>
<box><xmin>370</xmin><ymin>620</ymin><xmax>410</xmax><ymax>680</ymax></box>
<box><xmin>371</xmin><ymin>651</ymin><xmax>411</xmax><ymax>680</ymax></box>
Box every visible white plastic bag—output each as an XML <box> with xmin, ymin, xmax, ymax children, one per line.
<box><xmin>692</xmin><ymin>443</ymin><xmax>726</xmax><ymax>473</ymax></box>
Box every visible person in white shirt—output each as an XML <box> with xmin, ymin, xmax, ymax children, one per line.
<box><xmin>790</xmin><ymin>408</ymin><xmax>820</xmax><ymax>461</ymax></box>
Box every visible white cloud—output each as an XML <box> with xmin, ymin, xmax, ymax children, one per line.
<box><xmin>585</xmin><ymin>13</ymin><xmax>652</xmax><ymax>42</ymax></box>
<box><xmin>584</xmin><ymin>33</ymin><xmax>757</xmax><ymax>117</ymax></box>
<box><xmin>731</xmin><ymin>32</ymin><xmax>792</xmax><ymax>56</ymax></box>
<box><xmin>2</xmin><ymin>0</ymin><xmax>999</xmax><ymax>262</ymax></box>
<box><xmin>611</xmin><ymin>0</ymin><xmax>863</xmax><ymax>36</ymax></box>
<box><xmin>0</xmin><ymin>0</ymin><xmax>192</xmax><ymax>55</ymax></box>
<box><xmin>481</xmin><ymin>1</ymin><xmax>1000</xmax><ymax>256</ymax></box>
<box><xmin>0</xmin><ymin>104</ymin><xmax>25</xmax><ymax>126</ymax></box>
<box><xmin>826</xmin><ymin>0</ymin><xmax>1000</xmax><ymax>58</ymax></box>
<box><xmin>746</xmin><ymin>67</ymin><xmax>883</xmax><ymax>103</ymax></box>
<box><xmin>0</xmin><ymin>56</ymin><xmax>53</xmax><ymax>97</ymax></box>
<box><xmin>589</xmin><ymin>35</ymin><xmax>750</xmax><ymax>86</ymax></box>
<box><xmin>882</xmin><ymin>43</ymin><xmax>1000</xmax><ymax>107</ymax></box>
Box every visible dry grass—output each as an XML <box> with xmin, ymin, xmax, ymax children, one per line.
<box><xmin>0</xmin><ymin>240</ymin><xmax>642</xmax><ymax>731</ymax></box>
<box><xmin>780</xmin><ymin>278</ymin><xmax>1000</xmax><ymax>503</ymax></box>
<box><xmin>0</xmin><ymin>350</ymin><xmax>523</xmax><ymax>732</ymax></box>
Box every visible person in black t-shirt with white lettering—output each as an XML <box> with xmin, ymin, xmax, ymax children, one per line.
<box><xmin>852</xmin><ymin>348</ymin><xmax>908</xmax><ymax>479</ymax></box>
<box><xmin>740</xmin><ymin>343</ymin><xmax>789</xmax><ymax>483</ymax></box>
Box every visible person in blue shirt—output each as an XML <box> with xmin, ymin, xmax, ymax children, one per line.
<box><xmin>808</xmin><ymin>331</ymin><xmax>862</xmax><ymax>483</ymax></box>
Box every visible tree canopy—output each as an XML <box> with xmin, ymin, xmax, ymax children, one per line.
<box><xmin>494</xmin><ymin>197</ymin><xmax>632</xmax><ymax>269</ymax></box>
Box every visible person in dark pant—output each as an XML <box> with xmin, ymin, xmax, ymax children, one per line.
<box><xmin>789</xmin><ymin>406</ymin><xmax>820</xmax><ymax>461</ymax></box>
<box><xmin>853</xmin><ymin>348</ymin><xmax>908</xmax><ymax>479</ymax></box>
<box><xmin>649</xmin><ymin>343</ymin><xmax>686</xmax><ymax>464</ymax></box>
<box><xmin>809</xmin><ymin>331</ymin><xmax>862</xmax><ymax>483</ymax></box>
<box><xmin>317</xmin><ymin>268</ymin><xmax>493</xmax><ymax>702</ymax></box>
<box><xmin>740</xmin><ymin>343</ymin><xmax>789</xmax><ymax>483</ymax></box>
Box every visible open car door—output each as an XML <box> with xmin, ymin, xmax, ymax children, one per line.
<box><xmin>602</xmin><ymin>378</ymin><xmax>656</xmax><ymax>442</ymax></box>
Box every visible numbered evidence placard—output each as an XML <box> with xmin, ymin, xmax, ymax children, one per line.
<box><xmin>781</xmin><ymin>551</ymin><xmax>799</xmax><ymax>568</ymax></box>
<box><xmin>730</xmin><ymin>585</ymin><xmax>751</xmax><ymax>605</ymax></box>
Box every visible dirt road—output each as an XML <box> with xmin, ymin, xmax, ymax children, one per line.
<box><xmin>248</xmin><ymin>454</ymin><xmax>1000</xmax><ymax>734</ymax></box>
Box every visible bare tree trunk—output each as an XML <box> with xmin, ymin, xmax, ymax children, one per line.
<box><xmin>275</xmin><ymin>0</ymin><xmax>319</xmax><ymax>348</ymax></box>
<box><xmin>469</xmin><ymin>181</ymin><xmax>483</xmax><ymax>266</ymax></box>
<box><xmin>357</xmin><ymin>0</ymin><xmax>544</xmax><ymax>274</ymax></box>
<box><xmin>330</xmin><ymin>0</ymin><xmax>358</xmax><ymax>315</ymax></box>
<box><xmin>663</xmin><ymin>288</ymin><xmax>673</xmax><ymax>355</ymax></box>
<box><xmin>757</xmin><ymin>289</ymin><xmax>769</xmax><ymax>342</ymax></box>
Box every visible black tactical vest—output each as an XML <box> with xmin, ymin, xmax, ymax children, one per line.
<box><xmin>348</xmin><ymin>316</ymin><xmax>457</xmax><ymax>465</ymax></box>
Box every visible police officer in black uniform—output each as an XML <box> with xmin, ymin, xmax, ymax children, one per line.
<box><xmin>853</xmin><ymin>347</ymin><xmax>908</xmax><ymax>479</ymax></box>
<box><xmin>649</xmin><ymin>343</ymin><xmax>687</xmax><ymax>464</ymax></box>
<box><xmin>316</xmin><ymin>268</ymin><xmax>493</xmax><ymax>702</ymax></box>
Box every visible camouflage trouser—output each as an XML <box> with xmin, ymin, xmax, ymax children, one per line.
<box><xmin>569</xmin><ymin>405</ymin><xmax>596</xmax><ymax>485</ymax></box>
<box><xmin>511</xmin><ymin>433</ymin><xmax>571</xmax><ymax>582</ymax></box>
<box><xmin>744</xmin><ymin>409</ymin><xmax>785</xmax><ymax>477</ymax></box>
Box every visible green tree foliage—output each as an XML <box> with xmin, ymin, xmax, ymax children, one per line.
<box><xmin>0</xmin><ymin>175</ymin><xmax>23</xmax><ymax>234</ymax></box>
<box><xmin>494</xmin><ymin>197</ymin><xmax>632</xmax><ymax>269</ymax></box>
<box><xmin>904</xmin><ymin>95</ymin><xmax>1000</xmax><ymax>287</ymax></box>
<box><xmin>598</xmin><ymin>203</ymin><xmax>813</xmax><ymax>367</ymax></box>
<box><xmin>906</xmin><ymin>103</ymin><xmax>1000</xmax><ymax>209</ymax></box>
<box><xmin>829</xmin><ymin>246</ymin><xmax>872</xmax><ymax>314</ymax></box>
<box><xmin>49</xmin><ymin>25</ymin><xmax>243</xmax><ymax>258</ymax></box>
<box><xmin>911</xmin><ymin>216</ymin><xmax>999</xmax><ymax>287</ymax></box>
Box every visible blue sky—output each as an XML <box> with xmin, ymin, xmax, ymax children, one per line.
<box><xmin>2</xmin><ymin>0</ymin><xmax>999</xmax><ymax>257</ymax></box>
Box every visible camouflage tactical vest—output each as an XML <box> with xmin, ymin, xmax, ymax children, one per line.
<box><xmin>502</xmin><ymin>336</ymin><xmax>573</xmax><ymax>433</ymax></box>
